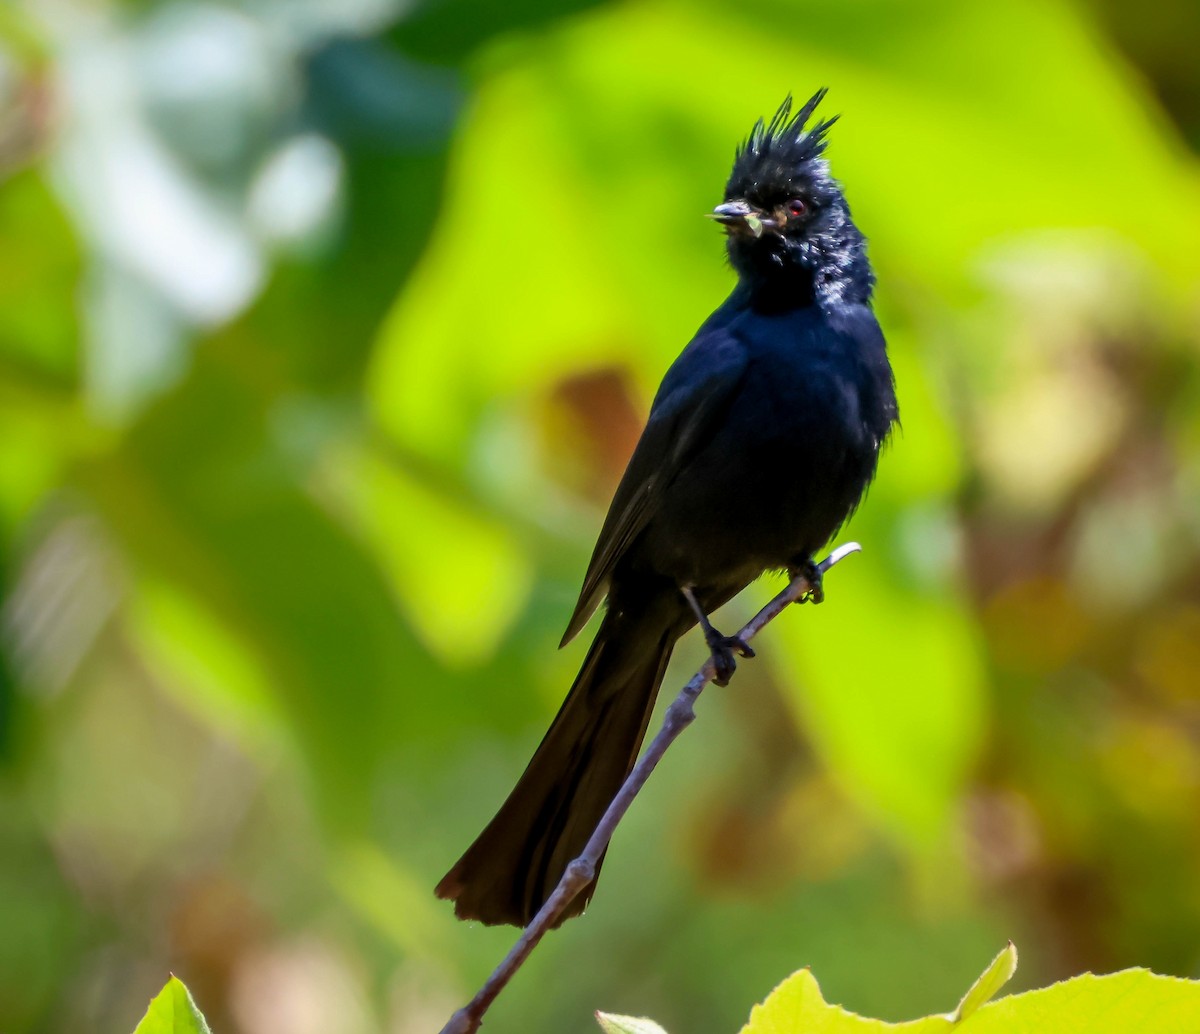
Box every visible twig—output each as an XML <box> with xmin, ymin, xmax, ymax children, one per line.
<box><xmin>438</xmin><ymin>542</ymin><xmax>863</xmax><ymax>1034</ymax></box>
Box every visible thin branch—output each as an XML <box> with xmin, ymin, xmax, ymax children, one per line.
<box><xmin>438</xmin><ymin>541</ymin><xmax>863</xmax><ymax>1034</ymax></box>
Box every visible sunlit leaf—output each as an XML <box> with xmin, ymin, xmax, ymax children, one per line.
<box><xmin>132</xmin><ymin>977</ymin><xmax>211</xmax><ymax>1034</ymax></box>
<box><xmin>948</xmin><ymin>943</ymin><xmax>1017</xmax><ymax>1022</ymax></box>
<box><xmin>736</xmin><ymin>948</ymin><xmax>1200</xmax><ymax>1033</ymax></box>
<box><xmin>596</xmin><ymin>1012</ymin><xmax>670</xmax><ymax>1034</ymax></box>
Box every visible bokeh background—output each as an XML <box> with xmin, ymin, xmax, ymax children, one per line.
<box><xmin>3</xmin><ymin>0</ymin><xmax>1200</xmax><ymax>1031</ymax></box>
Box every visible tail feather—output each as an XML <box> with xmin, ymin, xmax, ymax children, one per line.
<box><xmin>436</xmin><ymin>594</ymin><xmax>684</xmax><ymax>927</ymax></box>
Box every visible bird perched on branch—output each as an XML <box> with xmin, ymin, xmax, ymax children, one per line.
<box><xmin>436</xmin><ymin>90</ymin><xmax>898</xmax><ymax>927</ymax></box>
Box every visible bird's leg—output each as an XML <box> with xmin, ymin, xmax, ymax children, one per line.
<box><xmin>788</xmin><ymin>556</ymin><xmax>825</xmax><ymax>604</ymax></box>
<box><xmin>680</xmin><ymin>585</ymin><xmax>755</xmax><ymax>687</ymax></box>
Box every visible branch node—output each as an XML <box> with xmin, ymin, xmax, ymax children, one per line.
<box><xmin>664</xmin><ymin>697</ymin><xmax>697</xmax><ymax>728</ymax></box>
<box><xmin>565</xmin><ymin>857</ymin><xmax>596</xmax><ymax>886</ymax></box>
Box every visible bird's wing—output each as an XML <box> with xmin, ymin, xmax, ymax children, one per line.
<box><xmin>560</xmin><ymin>326</ymin><xmax>749</xmax><ymax>646</ymax></box>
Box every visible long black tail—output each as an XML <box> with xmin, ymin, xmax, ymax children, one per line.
<box><xmin>436</xmin><ymin>590</ymin><xmax>688</xmax><ymax>927</ymax></box>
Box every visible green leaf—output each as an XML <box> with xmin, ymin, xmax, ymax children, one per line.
<box><xmin>595</xmin><ymin>1012</ymin><xmax>670</xmax><ymax>1034</ymax></box>
<box><xmin>733</xmin><ymin>946</ymin><xmax>1200</xmax><ymax>1033</ymax></box>
<box><xmin>132</xmin><ymin>977</ymin><xmax>212</xmax><ymax>1034</ymax></box>
<box><xmin>963</xmin><ymin>970</ymin><xmax>1200</xmax><ymax>1031</ymax></box>
<box><xmin>948</xmin><ymin>942</ymin><xmax>1017</xmax><ymax>1022</ymax></box>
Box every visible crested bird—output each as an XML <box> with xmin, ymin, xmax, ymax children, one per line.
<box><xmin>436</xmin><ymin>90</ymin><xmax>898</xmax><ymax>926</ymax></box>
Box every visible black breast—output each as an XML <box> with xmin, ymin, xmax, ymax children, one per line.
<box><xmin>631</xmin><ymin>301</ymin><xmax>895</xmax><ymax>594</ymax></box>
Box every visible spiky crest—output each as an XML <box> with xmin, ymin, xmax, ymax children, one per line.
<box><xmin>726</xmin><ymin>90</ymin><xmax>838</xmax><ymax>203</ymax></box>
<box><xmin>743</xmin><ymin>90</ymin><xmax>836</xmax><ymax>166</ymax></box>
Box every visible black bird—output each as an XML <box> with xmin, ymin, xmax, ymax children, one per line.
<box><xmin>436</xmin><ymin>90</ymin><xmax>898</xmax><ymax>927</ymax></box>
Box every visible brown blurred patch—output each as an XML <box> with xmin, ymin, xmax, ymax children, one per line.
<box><xmin>1033</xmin><ymin>862</ymin><xmax>1117</xmax><ymax>977</ymax></box>
<box><xmin>170</xmin><ymin>876</ymin><xmax>269</xmax><ymax>1034</ymax></box>
<box><xmin>541</xmin><ymin>366</ymin><xmax>644</xmax><ymax>502</ymax></box>
<box><xmin>982</xmin><ymin>575</ymin><xmax>1091</xmax><ymax>675</ymax></box>
<box><xmin>0</xmin><ymin>68</ymin><xmax>56</xmax><ymax>175</ymax></box>
<box><xmin>686</xmin><ymin>669</ymin><xmax>870</xmax><ymax>890</ymax></box>
<box><xmin>1135</xmin><ymin>606</ymin><xmax>1200</xmax><ymax>705</ymax></box>
<box><xmin>961</xmin><ymin>789</ymin><xmax>1043</xmax><ymax>886</ymax></box>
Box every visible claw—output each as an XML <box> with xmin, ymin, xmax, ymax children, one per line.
<box><xmin>680</xmin><ymin>584</ymin><xmax>756</xmax><ymax>686</ymax></box>
<box><xmin>706</xmin><ymin>633</ymin><xmax>755</xmax><ymax>686</ymax></box>
<box><xmin>792</xmin><ymin>558</ymin><xmax>825</xmax><ymax>605</ymax></box>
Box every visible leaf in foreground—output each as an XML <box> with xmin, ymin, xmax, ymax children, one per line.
<box><xmin>595</xmin><ymin>1012</ymin><xmax>670</xmax><ymax>1034</ymax></box>
<box><xmin>947</xmin><ymin>942</ymin><xmax>1018</xmax><ymax>1021</ymax></box>
<box><xmin>739</xmin><ymin>945</ymin><xmax>1200</xmax><ymax>1033</ymax></box>
<box><xmin>598</xmin><ymin>943</ymin><xmax>1200</xmax><ymax>1033</ymax></box>
<box><xmin>133</xmin><ymin>977</ymin><xmax>212</xmax><ymax>1034</ymax></box>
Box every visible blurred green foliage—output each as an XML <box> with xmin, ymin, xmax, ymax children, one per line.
<box><xmin>2</xmin><ymin>0</ymin><xmax>1200</xmax><ymax>1032</ymax></box>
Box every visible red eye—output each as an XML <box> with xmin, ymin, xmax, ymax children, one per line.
<box><xmin>788</xmin><ymin>198</ymin><xmax>807</xmax><ymax>216</ymax></box>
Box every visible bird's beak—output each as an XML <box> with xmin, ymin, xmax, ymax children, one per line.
<box><xmin>708</xmin><ymin>200</ymin><xmax>768</xmax><ymax>238</ymax></box>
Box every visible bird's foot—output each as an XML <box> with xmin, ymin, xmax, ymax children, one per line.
<box><xmin>705</xmin><ymin>631</ymin><xmax>755</xmax><ymax>687</ymax></box>
<box><xmin>791</xmin><ymin>558</ymin><xmax>825</xmax><ymax>604</ymax></box>
<box><xmin>680</xmin><ymin>584</ymin><xmax>755</xmax><ymax>686</ymax></box>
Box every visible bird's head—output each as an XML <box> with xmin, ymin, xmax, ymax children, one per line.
<box><xmin>714</xmin><ymin>90</ymin><xmax>872</xmax><ymax>306</ymax></box>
